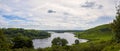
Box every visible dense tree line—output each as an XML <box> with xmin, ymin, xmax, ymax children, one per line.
<box><xmin>1</xmin><ymin>28</ymin><xmax>51</xmax><ymax>39</ymax></box>
<box><xmin>0</xmin><ymin>29</ymin><xmax>33</xmax><ymax>51</ymax></box>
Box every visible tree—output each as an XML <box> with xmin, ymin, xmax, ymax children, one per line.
<box><xmin>61</xmin><ymin>39</ymin><xmax>68</xmax><ymax>46</ymax></box>
<box><xmin>0</xmin><ymin>29</ymin><xmax>12</xmax><ymax>50</ymax></box>
<box><xmin>12</xmin><ymin>34</ymin><xmax>33</xmax><ymax>48</ymax></box>
<box><xmin>52</xmin><ymin>37</ymin><xmax>68</xmax><ymax>46</ymax></box>
<box><xmin>75</xmin><ymin>39</ymin><xmax>79</xmax><ymax>44</ymax></box>
<box><xmin>52</xmin><ymin>37</ymin><xmax>61</xmax><ymax>46</ymax></box>
<box><xmin>2</xmin><ymin>28</ymin><xmax>51</xmax><ymax>39</ymax></box>
<box><xmin>111</xmin><ymin>4</ymin><xmax>120</xmax><ymax>42</ymax></box>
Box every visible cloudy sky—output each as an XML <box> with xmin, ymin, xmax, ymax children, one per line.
<box><xmin>0</xmin><ymin>0</ymin><xmax>119</xmax><ymax>30</ymax></box>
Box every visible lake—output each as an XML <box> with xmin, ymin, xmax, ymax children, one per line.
<box><xmin>32</xmin><ymin>32</ymin><xmax>88</xmax><ymax>49</ymax></box>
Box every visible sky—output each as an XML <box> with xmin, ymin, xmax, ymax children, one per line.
<box><xmin>0</xmin><ymin>0</ymin><xmax>119</xmax><ymax>30</ymax></box>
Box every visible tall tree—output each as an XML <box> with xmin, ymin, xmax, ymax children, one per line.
<box><xmin>111</xmin><ymin>4</ymin><xmax>120</xmax><ymax>42</ymax></box>
<box><xmin>0</xmin><ymin>29</ymin><xmax>11</xmax><ymax>50</ymax></box>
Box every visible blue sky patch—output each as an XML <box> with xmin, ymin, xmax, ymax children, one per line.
<box><xmin>2</xmin><ymin>15</ymin><xmax>27</xmax><ymax>21</ymax></box>
<box><xmin>87</xmin><ymin>16</ymin><xmax>114</xmax><ymax>25</ymax></box>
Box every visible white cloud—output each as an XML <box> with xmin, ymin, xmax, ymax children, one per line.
<box><xmin>0</xmin><ymin>0</ymin><xmax>118</xmax><ymax>30</ymax></box>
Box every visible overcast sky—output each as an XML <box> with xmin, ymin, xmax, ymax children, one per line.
<box><xmin>0</xmin><ymin>0</ymin><xmax>119</xmax><ymax>30</ymax></box>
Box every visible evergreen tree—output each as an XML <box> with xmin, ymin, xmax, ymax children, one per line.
<box><xmin>75</xmin><ymin>39</ymin><xmax>79</xmax><ymax>44</ymax></box>
<box><xmin>111</xmin><ymin>4</ymin><xmax>120</xmax><ymax>42</ymax></box>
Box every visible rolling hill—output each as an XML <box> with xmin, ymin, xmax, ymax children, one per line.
<box><xmin>75</xmin><ymin>24</ymin><xmax>113</xmax><ymax>41</ymax></box>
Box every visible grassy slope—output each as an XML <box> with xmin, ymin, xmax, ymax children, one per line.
<box><xmin>75</xmin><ymin>24</ymin><xmax>113</xmax><ymax>42</ymax></box>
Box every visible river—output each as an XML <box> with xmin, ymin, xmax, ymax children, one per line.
<box><xmin>32</xmin><ymin>32</ymin><xmax>88</xmax><ymax>49</ymax></box>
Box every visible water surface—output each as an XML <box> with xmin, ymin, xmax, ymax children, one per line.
<box><xmin>33</xmin><ymin>32</ymin><xmax>88</xmax><ymax>49</ymax></box>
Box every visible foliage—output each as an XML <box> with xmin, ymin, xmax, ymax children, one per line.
<box><xmin>75</xmin><ymin>39</ymin><xmax>79</xmax><ymax>44</ymax></box>
<box><xmin>102</xmin><ymin>42</ymin><xmax>120</xmax><ymax>51</ymax></box>
<box><xmin>61</xmin><ymin>39</ymin><xmax>68</xmax><ymax>46</ymax></box>
<box><xmin>111</xmin><ymin>4</ymin><xmax>120</xmax><ymax>43</ymax></box>
<box><xmin>0</xmin><ymin>29</ymin><xmax>12</xmax><ymax>51</ymax></box>
<box><xmin>12</xmin><ymin>48</ymin><xmax>36</xmax><ymax>51</ymax></box>
<box><xmin>12</xmin><ymin>34</ymin><xmax>33</xmax><ymax>48</ymax></box>
<box><xmin>1</xmin><ymin>28</ymin><xmax>51</xmax><ymax>39</ymax></box>
<box><xmin>52</xmin><ymin>37</ymin><xmax>68</xmax><ymax>46</ymax></box>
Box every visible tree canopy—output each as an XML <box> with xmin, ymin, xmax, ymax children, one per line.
<box><xmin>1</xmin><ymin>28</ymin><xmax>51</xmax><ymax>39</ymax></box>
<box><xmin>75</xmin><ymin>39</ymin><xmax>79</xmax><ymax>44</ymax></box>
<box><xmin>52</xmin><ymin>37</ymin><xmax>68</xmax><ymax>46</ymax></box>
<box><xmin>12</xmin><ymin>34</ymin><xmax>33</xmax><ymax>48</ymax></box>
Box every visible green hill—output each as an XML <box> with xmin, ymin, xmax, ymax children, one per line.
<box><xmin>75</xmin><ymin>24</ymin><xmax>113</xmax><ymax>41</ymax></box>
<box><xmin>74</xmin><ymin>24</ymin><xmax>120</xmax><ymax>51</ymax></box>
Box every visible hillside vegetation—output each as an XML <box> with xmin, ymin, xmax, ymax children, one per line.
<box><xmin>1</xmin><ymin>28</ymin><xmax>51</xmax><ymax>39</ymax></box>
<box><xmin>75</xmin><ymin>24</ymin><xmax>113</xmax><ymax>42</ymax></box>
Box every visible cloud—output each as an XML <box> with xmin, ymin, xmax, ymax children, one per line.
<box><xmin>0</xmin><ymin>0</ymin><xmax>117</xmax><ymax>30</ymax></box>
<box><xmin>48</xmin><ymin>10</ymin><xmax>56</xmax><ymax>13</ymax></box>
<box><xmin>81</xmin><ymin>1</ymin><xmax>103</xmax><ymax>9</ymax></box>
<box><xmin>81</xmin><ymin>1</ymin><xmax>95</xmax><ymax>8</ymax></box>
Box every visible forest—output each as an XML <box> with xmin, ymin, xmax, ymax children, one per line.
<box><xmin>1</xmin><ymin>28</ymin><xmax>51</xmax><ymax>39</ymax></box>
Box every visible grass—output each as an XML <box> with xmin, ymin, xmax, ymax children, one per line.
<box><xmin>75</xmin><ymin>24</ymin><xmax>113</xmax><ymax>42</ymax></box>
